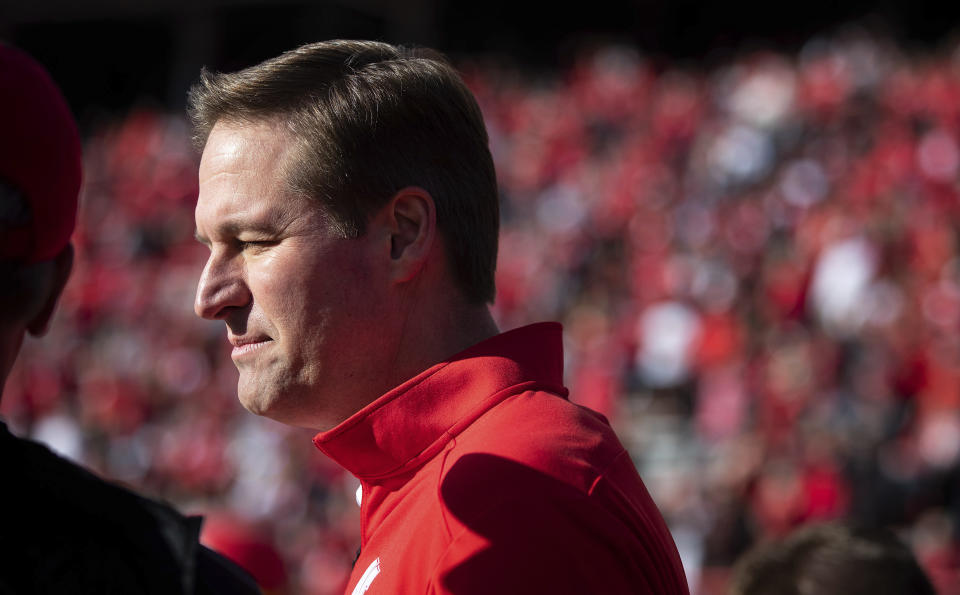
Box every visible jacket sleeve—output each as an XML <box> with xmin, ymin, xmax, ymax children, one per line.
<box><xmin>426</xmin><ymin>492</ymin><xmax>684</xmax><ymax>595</ymax></box>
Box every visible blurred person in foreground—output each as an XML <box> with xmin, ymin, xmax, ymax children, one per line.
<box><xmin>190</xmin><ymin>39</ymin><xmax>688</xmax><ymax>594</ymax></box>
<box><xmin>0</xmin><ymin>44</ymin><xmax>260</xmax><ymax>594</ymax></box>
<box><xmin>729</xmin><ymin>523</ymin><xmax>936</xmax><ymax>595</ymax></box>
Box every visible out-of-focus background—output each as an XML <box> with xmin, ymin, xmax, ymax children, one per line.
<box><xmin>4</xmin><ymin>1</ymin><xmax>960</xmax><ymax>593</ymax></box>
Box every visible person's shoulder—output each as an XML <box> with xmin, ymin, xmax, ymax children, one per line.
<box><xmin>0</xmin><ymin>423</ymin><xmax>261</xmax><ymax>594</ymax></box>
<box><xmin>436</xmin><ymin>387</ymin><xmax>637</xmax><ymax>540</ymax></box>
<box><xmin>431</xmin><ymin>449</ymin><xmax>688</xmax><ymax>595</ymax></box>
<box><xmin>2</xmin><ymin>422</ymin><xmax>166</xmax><ymax>528</ymax></box>
<box><xmin>195</xmin><ymin>545</ymin><xmax>263</xmax><ymax>595</ymax></box>
<box><xmin>452</xmin><ymin>387</ymin><xmax>627</xmax><ymax>491</ymax></box>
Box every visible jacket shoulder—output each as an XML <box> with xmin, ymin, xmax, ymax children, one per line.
<box><xmin>449</xmin><ymin>388</ymin><xmax>627</xmax><ymax>494</ymax></box>
<box><xmin>431</xmin><ymin>453</ymin><xmax>688</xmax><ymax>594</ymax></box>
<box><xmin>0</xmin><ymin>425</ymin><xmax>261</xmax><ymax>594</ymax></box>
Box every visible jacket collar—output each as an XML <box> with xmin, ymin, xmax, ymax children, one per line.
<box><xmin>312</xmin><ymin>322</ymin><xmax>567</xmax><ymax>480</ymax></box>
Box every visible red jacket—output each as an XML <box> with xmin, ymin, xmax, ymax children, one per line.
<box><xmin>313</xmin><ymin>323</ymin><xmax>689</xmax><ymax>594</ymax></box>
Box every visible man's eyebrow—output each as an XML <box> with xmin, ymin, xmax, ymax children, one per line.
<box><xmin>194</xmin><ymin>229</ymin><xmax>210</xmax><ymax>246</ymax></box>
<box><xmin>194</xmin><ymin>220</ymin><xmax>281</xmax><ymax>245</ymax></box>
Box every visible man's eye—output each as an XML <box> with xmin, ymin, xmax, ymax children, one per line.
<box><xmin>237</xmin><ymin>239</ymin><xmax>277</xmax><ymax>250</ymax></box>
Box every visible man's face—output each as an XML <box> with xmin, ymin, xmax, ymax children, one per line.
<box><xmin>194</xmin><ymin>120</ymin><xmax>390</xmax><ymax>430</ymax></box>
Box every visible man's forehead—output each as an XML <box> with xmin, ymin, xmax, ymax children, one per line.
<box><xmin>195</xmin><ymin>119</ymin><xmax>307</xmax><ymax>234</ymax></box>
<box><xmin>199</xmin><ymin>119</ymin><xmax>292</xmax><ymax>178</ymax></box>
<box><xmin>195</xmin><ymin>182</ymin><xmax>313</xmax><ymax>236</ymax></box>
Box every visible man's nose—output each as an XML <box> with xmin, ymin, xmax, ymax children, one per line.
<box><xmin>195</xmin><ymin>253</ymin><xmax>250</xmax><ymax>320</ymax></box>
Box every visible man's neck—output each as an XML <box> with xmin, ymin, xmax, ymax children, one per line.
<box><xmin>438</xmin><ymin>305</ymin><xmax>500</xmax><ymax>360</ymax></box>
<box><xmin>392</xmin><ymin>300</ymin><xmax>500</xmax><ymax>387</ymax></box>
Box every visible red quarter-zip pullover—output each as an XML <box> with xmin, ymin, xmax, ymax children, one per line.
<box><xmin>313</xmin><ymin>322</ymin><xmax>689</xmax><ymax>594</ymax></box>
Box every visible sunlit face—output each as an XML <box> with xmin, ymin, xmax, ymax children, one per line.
<box><xmin>194</xmin><ymin>120</ymin><xmax>392</xmax><ymax>430</ymax></box>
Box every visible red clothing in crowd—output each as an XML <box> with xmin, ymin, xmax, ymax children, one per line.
<box><xmin>313</xmin><ymin>323</ymin><xmax>689</xmax><ymax>595</ymax></box>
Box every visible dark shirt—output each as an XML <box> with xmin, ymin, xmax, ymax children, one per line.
<box><xmin>0</xmin><ymin>421</ymin><xmax>260</xmax><ymax>594</ymax></box>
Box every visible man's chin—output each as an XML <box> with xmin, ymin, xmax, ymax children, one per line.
<box><xmin>237</xmin><ymin>387</ymin><xmax>316</xmax><ymax>429</ymax></box>
<box><xmin>236</xmin><ymin>379</ymin><xmax>348</xmax><ymax>431</ymax></box>
<box><xmin>236</xmin><ymin>379</ymin><xmax>280</xmax><ymax>417</ymax></box>
<box><xmin>237</xmin><ymin>392</ymin><xmax>272</xmax><ymax>417</ymax></box>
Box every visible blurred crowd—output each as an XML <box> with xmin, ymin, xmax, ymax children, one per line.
<box><xmin>4</xmin><ymin>29</ymin><xmax>960</xmax><ymax>594</ymax></box>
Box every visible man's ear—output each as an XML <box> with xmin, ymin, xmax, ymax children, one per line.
<box><xmin>27</xmin><ymin>243</ymin><xmax>73</xmax><ymax>337</ymax></box>
<box><xmin>386</xmin><ymin>186</ymin><xmax>436</xmax><ymax>283</ymax></box>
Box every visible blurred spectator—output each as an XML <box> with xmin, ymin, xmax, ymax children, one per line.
<box><xmin>727</xmin><ymin>523</ymin><xmax>935</xmax><ymax>595</ymax></box>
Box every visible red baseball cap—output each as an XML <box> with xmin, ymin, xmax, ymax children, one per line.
<box><xmin>0</xmin><ymin>44</ymin><xmax>82</xmax><ymax>263</ymax></box>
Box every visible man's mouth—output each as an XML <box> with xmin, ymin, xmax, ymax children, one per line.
<box><xmin>230</xmin><ymin>336</ymin><xmax>273</xmax><ymax>358</ymax></box>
